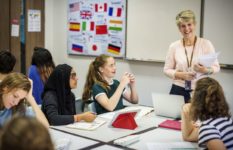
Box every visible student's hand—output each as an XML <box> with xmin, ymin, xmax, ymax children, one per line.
<box><xmin>127</xmin><ymin>73</ymin><xmax>136</xmax><ymax>85</ymax></box>
<box><xmin>120</xmin><ymin>72</ymin><xmax>130</xmax><ymax>86</ymax></box>
<box><xmin>25</xmin><ymin>79</ymin><xmax>35</xmax><ymax>104</ymax></box>
<box><xmin>80</xmin><ymin>112</ymin><xmax>96</xmax><ymax>122</ymax></box>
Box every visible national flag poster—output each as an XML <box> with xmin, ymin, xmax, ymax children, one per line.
<box><xmin>69</xmin><ymin>22</ymin><xmax>80</xmax><ymax>31</ymax></box>
<box><xmin>88</xmin><ymin>43</ymin><xmax>102</xmax><ymax>55</ymax></box>
<box><xmin>95</xmin><ymin>3</ymin><xmax>107</xmax><ymax>12</ymax></box>
<box><xmin>108</xmin><ymin>20</ymin><xmax>122</xmax><ymax>31</ymax></box>
<box><xmin>69</xmin><ymin>2</ymin><xmax>79</xmax><ymax>12</ymax></box>
<box><xmin>72</xmin><ymin>44</ymin><xmax>83</xmax><ymax>52</ymax></box>
<box><xmin>108</xmin><ymin>44</ymin><xmax>121</xmax><ymax>55</ymax></box>
<box><xmin>108</xmin><ymin>7</ymin><xmax>122</xmax><ymax>17</ymax></box>
<box><xmin>96</xmin><ymin>25</ymin><xmax>108</xmax><ymax>35</ymax></box>
<box><xmin>68</xmin><ymin>0</ymin><xmax>126</xmax><ymax>57</ymax></box>
<box><xmin>80</xmin><ymin>10</ymin><xmax>92</xmax><ymax>19</ymax></box>
<box><xmin>82</xmin><ymin>21</ymin><xmax>94</xmax><ymax>31</ymax></box>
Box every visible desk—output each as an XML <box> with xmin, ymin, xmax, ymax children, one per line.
<box><xmin>91</xmin><ymin>144</ymin><xmax>125</xmax><ymax>150</ymax></box>
<box><xmin>129</xmin><ymin>128</ymin><xmax>198</xmax><ymax>149</ymax></box>
<box><xmin>50</xmin><ymin>109</ymin><xmax>198</xmax><ymax>150</ymax></box>
<box><xmin>50</xmin><ymin>128</ymin><xmax>98</xmax><ymax>149</ymax></box>
<box><xmin>51</xmin><ymin>113</ymin><xmax>157</xmax><ymax>143</ymax></box>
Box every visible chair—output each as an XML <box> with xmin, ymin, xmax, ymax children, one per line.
<box><xmin>87</xmin><ymin>100</ymin><xmax>96</xmax><ymax>113</ymax></box>
<box><xmin>75</xmin><ymin>99</ymin><xmax>85</xmax><ymax>114</ymax></box>
<box><xmin>75</xmin><ymin>99</ymin><xmax>96</xmax><ymax>113</ymax></box>
<box><xmin>80</xmin><ymin>99</ymin><xmax>96</xmax><ymax>113</ymax></box>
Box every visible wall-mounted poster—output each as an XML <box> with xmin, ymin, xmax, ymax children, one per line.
<box><xmin>67</xmin><ymin>0</ymin><xmax>126</xmax><ymax>57</ymax></box>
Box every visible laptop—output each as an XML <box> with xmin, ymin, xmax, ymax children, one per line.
<box><xmin>152</xmin><ymin>93</ymin><xmax>184</xmax><ymax>119</ymax></box>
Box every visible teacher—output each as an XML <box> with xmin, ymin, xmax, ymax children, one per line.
<box><xmin>164</xmin><ymin>10</ymin><xmax>220</xmax><ymax>103</ymax></box>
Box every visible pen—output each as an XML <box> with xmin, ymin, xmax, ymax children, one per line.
<box><xmin>91</xmin><ymin>112</ymin><xmax>97</xmax><ymax>115</ymax></box>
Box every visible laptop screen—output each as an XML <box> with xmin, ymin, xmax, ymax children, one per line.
<box><xmin>152</xmin><ymin>93</ymin><xmax>184</xmax><ymax>119</ymax></box>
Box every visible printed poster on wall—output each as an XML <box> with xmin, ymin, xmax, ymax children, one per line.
<box><xmin>28</xmin><ymin>9</ymin><xmax>41</xmax><ymax>32</ymax></box>
<box><xmin>67</xmin><ymin>0</ymin><xmax>126</xmax><ymax>57</ymax></box>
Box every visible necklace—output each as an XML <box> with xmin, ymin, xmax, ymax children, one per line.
<box><xmin>183</xmin><ymin>36</ymin><xmax>197</xmax><ymax>68</ymax></box>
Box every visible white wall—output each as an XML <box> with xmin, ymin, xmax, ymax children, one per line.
<box><xmin>45</xmin><ymin>0</ymin><xmax>233</xmax><ymax>113</ymax></box>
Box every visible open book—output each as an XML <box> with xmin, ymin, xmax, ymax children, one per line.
<box><xmin>66</xmin><ymin>118</ymin><xmax>106</xmax><ymax>131</ymax></box>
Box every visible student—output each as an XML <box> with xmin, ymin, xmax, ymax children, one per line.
<box><xmin>82</xmin><ymin>54</ymin><xmax>138</xmax><ymax>115</ymax></box>
<box><xmin>182</xmin><ymin>77</ymin><xmax>233</xmax><ymax>149</ymax></box>
<box><xmin>0</xmin><ymin>50</ymin><xmax>16</xmax><ymax>81</ymax></box>
<box><xmin>28</xmin><ymin>47</ymin><xmax>55</xmax><ymax>104</ymax></box>
<box><xmin>0</xmin><ymin>116</ymin><xmax>54</xmax><ymax>150</ymax></box>
<box><xmin>164</xmin><ymin>10</ymin><xmax>220</xmax><ymax>103</ymax></box>
<box><xmin>0</xmin><ymin>72</ymin><xmax>49</xmax><ymax>128</ymax></box>
<box><xmin>42</xmin><ymin>64</ymin><xmax>96</xmax><ymax>125</ymax></box>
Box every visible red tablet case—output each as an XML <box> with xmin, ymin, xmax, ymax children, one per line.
<box><xmin>112</xmin><ymin>112</ymin><xmax>138</xmax><ymax>130</ymax></box>
<box><xmin>158</xmin><ymin>120</ymin><xmax>181</xmax><ymax>130</ymax></box>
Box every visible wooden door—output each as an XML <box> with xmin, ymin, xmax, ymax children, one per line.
<box><xmin>25</xmin><ymin>0</ymin><xmax>45</xmax><ymax>74</ymax></box>
<box><xmin>0</xmin><ymin>0</ymin><xmax>10</xmax><ymax>51</ymax></box>
<box><xmin>0</xmin><ymin>0</ymin><xmax>45</xmax><ymax>73</ymax></box>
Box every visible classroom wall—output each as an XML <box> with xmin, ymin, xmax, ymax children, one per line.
<box><xmin>45</xmin><ymin>0</ymin><xmax>233</xmax><ymax>113</ymax></box>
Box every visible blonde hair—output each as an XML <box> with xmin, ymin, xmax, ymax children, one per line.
<box><xmin>0</xmin><ymin>73</ymin><xmax>31</xmax><ymax>113</ymax></box>
<box><xmin>176</xmin><ymin>10</ymin><xmax>196</xmax><ymax>26</ymax></box>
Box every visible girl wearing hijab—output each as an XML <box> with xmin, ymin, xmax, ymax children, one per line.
<box><xmin>42</xmin><ymin>64</ymin><xmax>96</xmax><ymax>125</ymax></box>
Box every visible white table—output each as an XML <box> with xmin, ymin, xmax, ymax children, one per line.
<box><xmin>51</xmin><ymin>113</ymin><xmax>157</xmax><ymax>143</ymax></box>
<box><xmin>128</xmin><ymin>128</ymin><xmax>198</xmax><ymax>150</ymax></box>
<box><xmin>50</xmin><ymin>110</ymin><xmax>198</xmax><ymax>150</ymax></box>
<box><xmin>50</xmin><ymin>128</ymin><xmax>98</xmax><ymax>150</ymax></box>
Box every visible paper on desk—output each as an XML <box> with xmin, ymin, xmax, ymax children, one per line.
<box><xmin>198</xmin><ymin>52</ymin><xmax>220</xmax><ymax>67</ymax></box>
<box><xmin>99</xmin><ymin>106</ymin><xmax>154</xmax><ymax>120</ymax></box>
<box><xmin>123</xmin><ymin>105</ymin><xmax>154</xmax><ymax>119</ymax></box>
<box><xmin>54</xmin><ymin>138</ymin><xmax>71</xmax><ymax>150</ymax></box>
<box><xmin>147</xmin><ymin>142</ymin><xmax>197</xmax><ymax>150</ymax></box>
<box><xmin>99</xmin><ymin>111</ymin><xmax>117</xmax><ymax>120</ymax></box>
<box><xmin>66</xmin><ymin>118</ymin><xmax>106</xmax><ymax>130</ymax></box>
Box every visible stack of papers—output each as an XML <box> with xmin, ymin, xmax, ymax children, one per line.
<box><xmin>66</xmin><ymin>118</ymin><xmax>106</xmax><ymax>131</ymax></box>
<box><xmin>198</xmin><ymin>52</ymin><xmax>220</xmax><ymax>67</ymax></box>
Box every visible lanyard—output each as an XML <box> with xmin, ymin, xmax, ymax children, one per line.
<box><xmin>183</xmin><ymin>36</ymin><xmax>197</xmax><ymax>68</ymax></box>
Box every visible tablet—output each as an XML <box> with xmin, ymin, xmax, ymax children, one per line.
<box><xmin>109</xmin><ymin>109</ymin><xmax>140</xmax><ymax>129</ymax></box>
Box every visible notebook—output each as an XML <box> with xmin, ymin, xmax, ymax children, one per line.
<box><xmin>66</xmin><ymin>118</ymin><xmax>106</xmax><ymax>131</ymax></box>
<box><xmin>152</xmin><ymin>93</ymin><xmax>184</xmax><ymax>119</ymax></box>
<box><xmin>158</xmin><ymin>120</ymin><xmax>181</xmax><ymax>130</ymax></box>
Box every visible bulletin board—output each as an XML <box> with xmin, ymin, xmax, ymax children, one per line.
<box><xmin>67</xmin><ymin>0</ymin><xmax>126</xmax><ymax>58</ymax></box>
